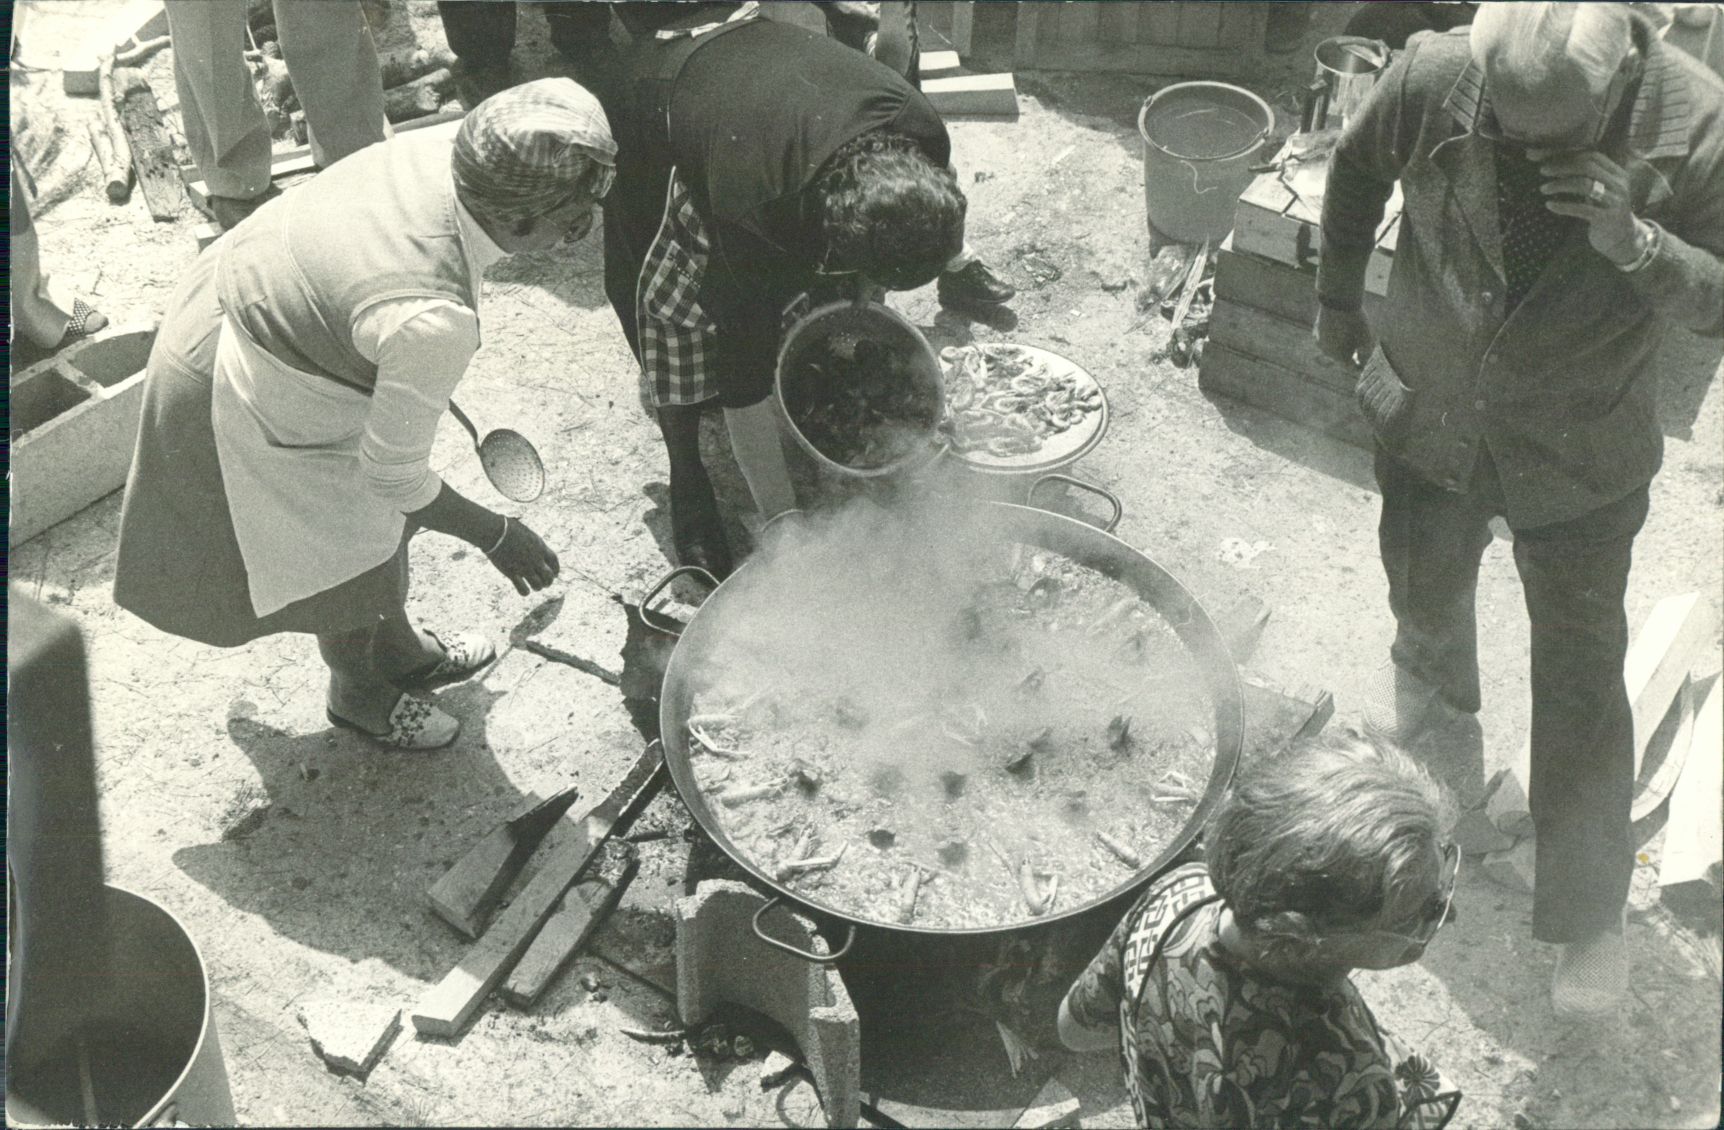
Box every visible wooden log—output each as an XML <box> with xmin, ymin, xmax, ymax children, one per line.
<box><xmin>1660</xmin><ymin>677</ymin><xmax>1721</xmax><ymax>889</ymax></box>
<box><xmin>112</xmin><ymin>66</ymin><xmax>185</xmax><ymax>221</ymax></box>
<box><xmin>923</xmin><ymin>73</ymin><xmax>1018</xmax><ymax>118</ymax></box>
<box><xmin>96</xmin><ymin>59</ymin><xmax>135</xmax><ymax>198</ymax></box>
<box><xmin>379</xmin><ymin>45</ymin><xmax>458</xmax><ymax>89</ymax></box>
<box><xmin>1493</xmin><ymin>591</ymin><xmax>1720</xmax><ymax>834</ymax></box>
<box><xmin>499</xmin><ymin>840</ymin><xmax>639</xmax><ymax>1008</ymax></box>
<box><xmin>384</xmin><ymin>68</ymin><xmax>452</xmax><ymax>124</ymax></box>
<box><xmin>88</xmin><ymin>122</ymin><xmax>131</xmax><ymax>203</ymax></box>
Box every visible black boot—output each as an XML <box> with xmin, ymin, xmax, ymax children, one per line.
<box><xmin>938</xmin><ymin>259</ymin><xmax>1017</xmax><ymax>309</ymax></box>
<box><xmin>657</xmin><ymin>405</ymin><xmax>735</xmax><ymax>580</ymax></box>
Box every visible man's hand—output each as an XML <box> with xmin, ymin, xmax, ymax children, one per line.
<box><xmin>1314</xmin><ymin>305</ymin><xmax>1376</xmax><ymax>369</ymax></box>
<box><xmin>1530</xmin><ymin>148</ymin><xmax>1639</xmax><ymax>263</ymax></box>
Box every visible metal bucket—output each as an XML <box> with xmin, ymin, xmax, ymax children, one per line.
<box><xmin>1314</xmin><ymin>36</ymin><xmax>1390</xmax><ymax>130</ymax></box>
<box><xmin>6</xmin><ymin>885</ymin><xmax>236</xmax><ymax>1128</ymax></box>
<box><xmin>776</xmin><ymin>300</ymin><xmax>947</xmax><ymax>479</ymax></box>
<box><xmin>1137</xmin><ymin>81</ymin><xmax>1274</xmax><ymax>244</ymax></box>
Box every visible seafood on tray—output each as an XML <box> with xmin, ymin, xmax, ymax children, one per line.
<box><xmin>939</xmin><ymin>343</ymin><xmax>1103</xmax><ymax>458</ymax></box>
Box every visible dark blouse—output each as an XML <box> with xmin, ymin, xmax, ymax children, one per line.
<box><xmin>664</xmin><ymin>18</ymin><xmax>949</xmax><ymax>406</ymax></box>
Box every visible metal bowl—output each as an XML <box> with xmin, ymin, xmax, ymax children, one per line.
<box><xmin>775</xmin><ymin>301</ymin><xmax>946</xmax><ymax>480</ymax></box>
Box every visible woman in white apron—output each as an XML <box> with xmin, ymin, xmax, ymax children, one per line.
<box><xmin>115</xmin><ymin>80</ymin><xmax>615</xmax><ymax>751</ymax></box>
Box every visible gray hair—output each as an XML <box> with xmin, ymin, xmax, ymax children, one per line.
<box><xmin>1470</xmin><ymin>3</ymin><xmax>1646</xmax><ymax>106</ymax></box>
<box><xmin>1206</xmin><ymin>728</ymin><xmax>1451</xmax><ymax>938</ymax></box>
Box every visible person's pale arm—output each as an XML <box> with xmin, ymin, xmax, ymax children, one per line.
<box><xmin>723</xmin><ymin>398</ymin><xmax>799</xmax><ymax>519</ymax></box>
<box><xmin>1056</xmin><ymin>994</ymin><xmax>1116</xmax><ymax>1052</ymax></box>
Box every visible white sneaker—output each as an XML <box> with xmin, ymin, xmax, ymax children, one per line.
<box><xmin>1552</xmin><ymin>917</ymin><xmax>1628</xmax><ymax>1016</ymax></box>
<box><xmin>1361</xmin><ymin>661</ymin><xmax>1444</xmax><ymax>744</ymax></box>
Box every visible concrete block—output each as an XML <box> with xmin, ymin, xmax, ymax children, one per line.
<box><xmin>676</xmin><ymin>880</ymin><xmax>859</xmax><ymax>1129</ymax></box>
<box><xmin>1013</xmin><ymin>1076</ymin><xmax>1080</xmax><ymax>1129</ymax></box>
<box><xmin>10</xmin><ymin>325</ymin><xmax>158</xmax><ymax>547</ymax></box>
<box><xmin>1482</xmin><ymin>838</ymin><xmax>1536</xmax><ymax>895</ymax></box>
<box><xmin>296</xmin><ymin>998</ymin><xmax>401</xmax><ymax>1079</ymax></box>
<box><xmin>759</xmin><ymin>1049</ymin><xmax>799</xmax><ymax>1088</ymax></box>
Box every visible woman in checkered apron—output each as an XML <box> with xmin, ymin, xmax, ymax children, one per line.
<box><xmin>1060</xmin><ymin>731</ymin><xmax>1464</xmax><ymax>1128</ymax></box>
<box><xmin>603</xmin><ymin>6</ymin><xmax>967</xmax><ymax>577</ymax></box>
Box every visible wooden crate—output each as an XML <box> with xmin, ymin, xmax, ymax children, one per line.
<box><xmin>1015</xmin><ymin>1</ymin><xmax>1268</xmax><ymax>75</ymax></box>
<box><xmin>1198</xmin><ymin>339</ymin><xmax>1372</xmax><ymax>449</ymax></box>
<box><xmin>1232</xmin><ymin>164</ymin><xmax>1400</xmax><ymax>296</ymax></box>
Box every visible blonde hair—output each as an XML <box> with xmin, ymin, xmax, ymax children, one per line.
<box><xmin>1206</xmin><ymin>728</ymin><xmax>1452</xmax><ymax>938</ymax></box>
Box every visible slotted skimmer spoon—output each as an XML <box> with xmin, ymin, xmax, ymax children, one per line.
<box><xmin>448</xmin><ymin>399</ymin><xmax>546</xmax><ymax>502</ymax></box>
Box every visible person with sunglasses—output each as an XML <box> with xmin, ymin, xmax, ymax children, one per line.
<box><xmin>1312</xmin><ymin>3</ymin><xmax>1724</xmax><ymax>1015</ymax></box>
<box><xmin>114</xmin><ymin>81</ymin><xmax>613</xmax><ymax>751</ymax></box>
<box><xmin>1059</xmin><ymin>730</ymin><xmax>1462</xmax><ymax>1129</ymax></box>
<box><xmin>602</xmin><ymin>5</ymin><xmax>967</xmax><ymax>578</ymax></box>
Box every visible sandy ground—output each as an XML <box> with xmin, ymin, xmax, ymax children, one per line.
<box><xmin>9</xmin><ymin>2</ymin><xmax>1722</xmax><ymax>1127</ymax></box>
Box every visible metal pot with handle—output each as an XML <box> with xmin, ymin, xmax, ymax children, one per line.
<box><xmin>641</xmin><ymin>489</ymin><xmax>1244</xmax><ymax>962</ymax></box>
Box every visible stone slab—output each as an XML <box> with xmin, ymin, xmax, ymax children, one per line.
<box><xmin>296</xmin><ymin>998</ymin><xmax>401</xmax><ymax>1079</ymax></box>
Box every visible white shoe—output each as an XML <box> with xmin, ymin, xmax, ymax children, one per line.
<box><xmin>1361</xmin><ymin>661</ymin><xmax>1443</xmax><ymax>744</ymax></box>
<box><xmin>1552</xmin><ymin>917</ymin><xmax>1628</xmax><ymax>1016</ymax></box>
<box><xmin>327</xmin><ymin>693</ymin><xmax>461</xmax><ymax>751</ymax></box>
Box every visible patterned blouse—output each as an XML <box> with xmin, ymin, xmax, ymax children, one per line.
<box><xmin>1065</xmin><ymin>863</ymin><xmax>1460</xmax><ymax>1129</ymax></box>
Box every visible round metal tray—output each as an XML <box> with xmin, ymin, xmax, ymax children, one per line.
<box><xmin>939</xmin><ymin>343</ymin><xmax>1110</xmax><ymax>476</ymax></box>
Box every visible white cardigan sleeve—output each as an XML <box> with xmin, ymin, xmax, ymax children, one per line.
<box><xmin>349</xmin><ymin>297</ymin><xmax>481</xmax><ymax>513</ymax></box>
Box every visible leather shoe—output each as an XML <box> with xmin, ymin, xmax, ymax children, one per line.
<box><xmin>938</xmin><ymin>260</ymin><xmax>1017</xmax><ymax>308</ymax></box>
<box><xmin>670</xmin><ymin>482</ymin><xmax>735</xmax><ymax>581</ymax></box>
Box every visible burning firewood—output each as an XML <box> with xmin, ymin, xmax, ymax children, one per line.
<box><xmin>774</xmin><ymin>842</ymin><xmax>846</xmax><ymax>881</ymax></box>
<box><xmin>719</xmin><ymin>781</ymin><xmax>781</xmax><ymax>807</ymax></box>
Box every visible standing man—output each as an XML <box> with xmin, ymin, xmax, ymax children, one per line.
<box><xmin>1315</xmin><ymin>3</ymin><xmax>1724</xmax><ymax>1014</ymax></box>
<box><xmin>165</xmin><ymin>0</ymin><xmax>388</xmax><ymax>229</ymax></box>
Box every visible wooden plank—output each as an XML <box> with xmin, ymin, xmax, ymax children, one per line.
<box><xmin>1060</xmin><ymin>1</ymin><xmax>1100</xmax><ymax>46</ymax></box>
<box><xmin>1494</xmin><ymin>592</ymin><xmax>1722</xmax><ymax>834</ymax></box>
<box><xmin>1175</xmin><ymin>3</ymin><xmax>1224</xmax><ymax>48</ymax></box>
<box><xmin>1096</xmin><ymin>2</ymin><xmax>1136</xmax><ymax>45</ymax></box>
<box><xmin>1014</xmin><ymin>1</ymin><xmax>1045</xmax><ymax>69</ymax></box>
<box><xmin>1141</xmin><ymin>1</ymin><xmax>1183</xmax><ymax>45</ymax></box>
<box><xmin>919</xmin><ymin>49</ymin><xmax>962</xmax><ymax>77</ymax></box>
<box><xmin>1215</xmin><ymin>249</ymin><xmax>1387</xmax><ymax>326</ymax></box>
<box><xmin>1660</xmin><ymin>677</ymin><xmax>1722</xmax><ymax>888</ymax></box>
<box><xmin>112</xmin><ymin>67</ymin><xmax>183</xmax><ymax>221</ymax></box>
<box><xmin>1198</xmin><ymin>342</ymin><xmax>1373</xmax><ymax>449</ymax></box>
<box><xmin>1017</xmin><ymin>38</ymin><xmax>1249</xmax><ymax>76</ymax></box>
<box><xmin>410</xmin><ymin>835</ymin><xmax>594</xmax><ymax>1037</ymax></box>
<box><xmin>409</xmin><ymin>744</ymin><xmax>665</xmax><ymax>1037</ymax></box>
<box><xmin>426</xmin><ymin>789</ymin><xmax>573</xmax><ymax>940</ymax></box>
<box><xmin>949</xmin><ymin>1</ymin><xmax>975</xmax><ymax>56</ymax></box>
<box><xmin>1208</xmin><ymin>301</ymin><xmax>1361</xmax><ymax>395</ymax></box>
<box><xmin>923</xmin><ymin>73</ymin><xmax>1019</xmax><ymax>118</ymax></box>
<box><xmin>500</xmin><ymin>840</ymin><xmax>639</xmax><ymax>1008</ymax></box>
<box><xmin>1631</xmin><ymin>676</ymin><xmax>1698</xmax><ymax>822</ymax></box>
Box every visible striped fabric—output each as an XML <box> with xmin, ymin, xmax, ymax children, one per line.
<box><xmin>636</xmin><ymin>169</ymin><xmax>721</xmax><ymax>409</ymax></box>
<box><xmin>452</xmin><ymin>78</ymin><xmax>617</xmax><ymax>225</ymax></box>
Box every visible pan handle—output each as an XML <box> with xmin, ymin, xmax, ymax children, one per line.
<box><xmin>639</xmin><ymin>565</ymin><xmax>719</xmax><ymax>636</ymax></box>
<box><xmin>751</xmin><ymin>895</ymin><xmax>856</xmax><ymax>964</ymax></box>
<box><xmin>1028</xmin><ymin>473</ymin><xmax>1123</xmax><ymax>534</ymax></box>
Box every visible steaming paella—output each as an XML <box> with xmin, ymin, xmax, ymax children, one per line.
<box><xmin>680</xmin><ymin>504</ymin><xmax>1217</xmax><ymax>930</ymax></box>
